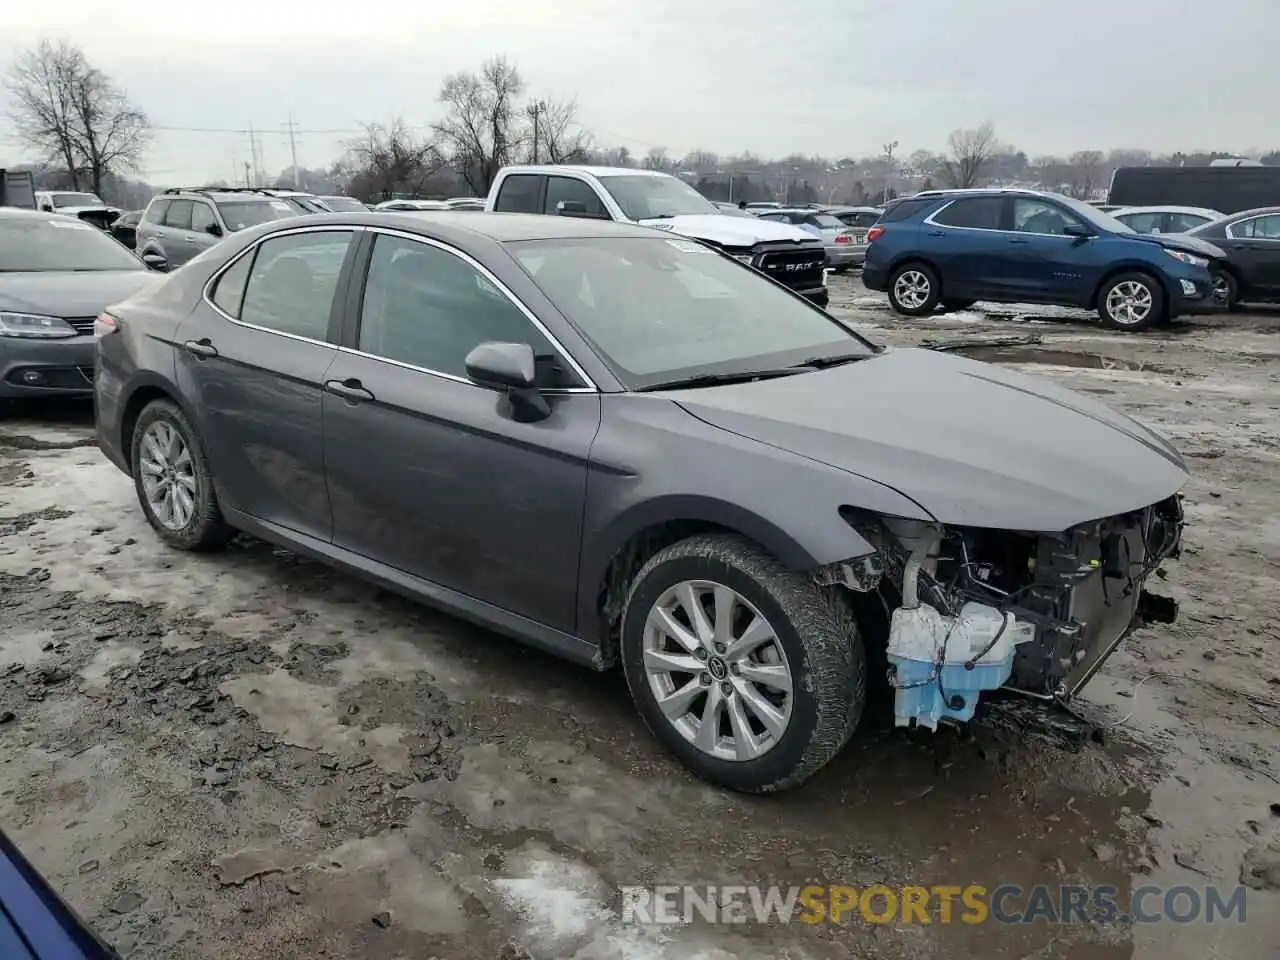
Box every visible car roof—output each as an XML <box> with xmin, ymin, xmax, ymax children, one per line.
<box><xmin>160</xmin><ymin>190</ymin><xmax>267</xmax><ymax>202</ymax></box>
<box><xmin>257</xmin><ymin>210</ymin><xmax>670</xmax><ymax>242</ymax></box>
<box><xmin>1111</xmin><ymin>205</ymin><xmax>1224</xmax><ymax>217</ymax></box>
<box><xmin>500</xmin><ymin>165</ymin><xmax>671</xmax><ymax>180</ymax></box>
<box><xmin>0</xmin><ymin>207</ymin><xmax>77</xmax><ymax>223</ymax></box>
<box><xmin>1224</xmin><ymin>206</ymin><xmax>1280</xmax><ymax>219</ymax></box>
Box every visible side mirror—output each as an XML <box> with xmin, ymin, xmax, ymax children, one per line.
<box><xmin>1063</xmin><ymin>224</ymin><xmax>1094</xmax><ymax>238</ymax></box>
<box><xmin>141</xmin><ymin>253</ymin><xmax>169</xmax><ymax>272</ymax></box>
<box><xmin>464</xmin><ymin>341</ymin><xmax>550</xmax><ymax>422</ymax></box>
<box><xmin>205</xmin><ymin>223</ymin><xmax>223</xmax><ymax>237</ymax></box>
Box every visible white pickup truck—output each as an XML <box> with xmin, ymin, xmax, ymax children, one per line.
<box><xmin>484</xmin><ymin>165</ymin><xmax>830</xmax><ymax>306</ymax></box>
<box><xmin>34</xmin><ymin>190</ymin><xmax>121</xmax><ymax>231</ymax></box>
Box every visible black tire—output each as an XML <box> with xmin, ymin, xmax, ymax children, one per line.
<box><xmin>1212</xmin><ymin>270</ymin><xmax>1240</xmax><ymax>311</ymax></box>
<box><xmin>887</xmin><ymin>263</ymin><xmax>941</xmax><ymax>316</ymax></box>
<box><xmin>620</xmin><ymin>533</ymin><xmax>865</xmax><ymax>793</ymax></box>
<box><xmin>1097</xmin><ymin>271</ymin><xmax>1163</xmax><ymax>331</ymax></box>
<box><xmin>130</xmin><ymin>399</ymin><xmax>233</xmax><ymax>551</ymax></box>
<box><xmin>940</xmin><ymin>298</ymin><xmax>975</xmax><ymax>311</ymax></box>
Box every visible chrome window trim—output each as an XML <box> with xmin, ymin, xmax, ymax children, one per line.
<box><xmin>360</xmin><ymin>226</ymin><xmax>599</xmax><ymax>393</ymax></box>
<box><xmin>201</xmin><ymin>223</ymin><xmax>359</xmax><ymax>347</ymax></box>
<box><xmin>923</xmin><ymin>196</ymin><xmax>1093</xmax><ymax>239</ymax></box>
<box><xmin>1226</xmin><ymin>214</ymin><xmax>1280</xmax><ymax>241</ymax></box>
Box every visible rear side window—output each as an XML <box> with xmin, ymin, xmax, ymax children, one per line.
<box><xmin>237</xmin><ymin>231</ymin><xmax>354</xmax><ymax>339</ymax></box>
<box><xmin>210</xmin><ymin>251</ymin><xmax>254</xmax><ymax>317</ymax></box>
<box><xmin>142</xmin><ymin>199</ymin><xmax>169</xmax><ymax>224</ymax></box>
<box><xmin>878</xmin><ymin>197</ymin><xmax>936</xmax><ymax>223</ymax></box>
<box><xmin>1117</xmin><ymin>212</ymin><xmax>1163</xmax><ymax>234</ymax></box>
<box><xmin>164</xmin><ymin>199</ymin><xmax>194</xmax><ymax>230</ymax></box>
<box><xmin>544</xmin><ymin>176</ymin><xmax>606</xmax><ymax>217</ymax></box>
<box><xmin>494</xmin><ymin>175</ymin><xmax>542</xmax><ymax>213</ymax></box>
<box><xmin>933</xmin><ymin>197</ymin><xmax>1004</xmax><ymax>230</ymax></box>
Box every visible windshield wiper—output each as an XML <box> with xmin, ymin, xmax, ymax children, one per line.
<box><xmin>790</xmin><ymin>353</ymin><xmax>871</xmax><ymax>369</ymax></box>
<box><xmin>637</xmin><ymin>368</ymin><xmax>807</xmax><ymax>392</ymax></box>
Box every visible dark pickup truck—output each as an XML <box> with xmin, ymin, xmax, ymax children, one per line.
<box><xmin>0</xmin><ymin>829</ymin><xmax>120</xmax><ymax>959</ymax></box>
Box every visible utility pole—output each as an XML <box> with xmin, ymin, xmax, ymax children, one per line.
<box><xmin>882</xmin><ymin>140</ymin><xmax>899</xmax><ymax>205</ymax></box>
<box><xmin>286</xmin><ymin>114</ymin><xmax>300</xmax><ymax>188</ymax></box>
<box><xmin>247</xmin><ymin>123</ymin><xmax>260</xmax><ymax>187</ymax></box>
<box><xmin>527</xmin><ymin>100</ymin><xmax>546</xmax><ymax>164</ymax></box>
<box><xmin>243</xmin><ymin>161</ymin><xmax>251</xmax><ymax>188</ymax></box>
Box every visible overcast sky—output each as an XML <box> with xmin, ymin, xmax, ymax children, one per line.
<box><xmin>1</xmin><ymin>0</ymin><xmax>1275</xmax><ymax>185</ymax></box>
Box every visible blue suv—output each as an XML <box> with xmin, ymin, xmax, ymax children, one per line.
<box><xmin>862</xmin><ymin>189</ymin><xmax>1226</xmax><ymax>330</ymax></box>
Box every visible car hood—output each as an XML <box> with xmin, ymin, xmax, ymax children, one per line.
<box><xmin>670</xmin><ymin>347</ymin><xmax>1188</xmax><ymax>532</ymax></box>
<box><xmin>1129</xmin><ymin>231</ymin><xmax>1226</xmax><ymax>260</ymax></box>
<box><xmin>637</xmin><ymin>214</ymin><xmax>820</xmax><ymax>249</ymax></box>
<box><xmin>0</xmin><ymin>270</ymin><xmax>162</xmax><ymax>317</ymax></box>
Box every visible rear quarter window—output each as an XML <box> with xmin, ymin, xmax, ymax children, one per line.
<box><xmin>878</xmin><ymin>197</ymin><xmax>937</xmax><ymax>223</ymax></box>
<box><xmin>494</xmin><ymin>175</ymin><xmax>542</xmax><ymax>213</ymax></box>
<box><xmin>142</xmin><ymin>199</ymin><xmax>169</xmax><ymax>224</ymax></box>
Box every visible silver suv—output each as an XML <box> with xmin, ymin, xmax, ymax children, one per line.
<box><xmin>135</xmin><ymin>188</ymin><xmax>314</xmax><ymax>270</ymax></box>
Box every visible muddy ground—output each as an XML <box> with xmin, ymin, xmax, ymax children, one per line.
<box><xmin>1</xmin><ymin>274</ymin><xmax>1278</xmax><ymax>959</ymax></box>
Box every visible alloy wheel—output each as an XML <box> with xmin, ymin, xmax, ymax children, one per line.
<box><xmin>138</xmin><ymin>420</ymin><xmax>198</xmax><ymax>530</ymax></box>
<box><xmin>893</xmin><ymin>270</ymin><xmax>931</xmax><ymax>310</ymax></box>
<box><xmin>641</xmin><ymin>579</ymin><xmax>794</xmax><ymax>762</ymax></box>
<box><xmin>1105</xmin><ymin>280</ymin><xmax>1153</xmax><ymax>326</ymax></box>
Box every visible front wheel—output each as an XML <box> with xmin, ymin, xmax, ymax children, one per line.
<box><xmin>1211</xmin><ymin>270</ymin><xmax>1240</xmax><ymax>311</ymax></box>
<box><xmin>130</xmin><ymin>399</ymin><xmax>233</xmax><ymax>551</ymax></box>
<box><xmin>887</xmin><ymin>263</ymin><xmax>940</xmax><ymax>316</ymax></box>
<box><xmin>1097</xmin><ymin>272</ymin><xmax>1163</xmax><ymax>331</ymax></box>
<box><xmin>620</xmin><ymin>534</ymin><xmax>865</xmax><ymax>793</ymax></box>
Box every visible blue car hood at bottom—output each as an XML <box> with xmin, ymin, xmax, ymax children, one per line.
<box><xmin>1130</xmin><ymin>231</ymin><xmax>1226</xmax><ymax>260</ymax></box>
<box><xmin>671</xmin><ymin>347</ymin><xmax>1188</xmax><ymax>533</ymax></box>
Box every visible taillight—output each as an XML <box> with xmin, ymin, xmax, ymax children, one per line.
<box><xmin>866</xmin><ymin>226</ymin><xmax>885</xmax><ymax>243</ymax></box>
<box><xmin>93</xmin><ymin>312</ymin><xmax>119</xmax><ymax>338</ymax></box>
<box><xmin>835</xmin><ymin>234</ymin><xmax>851</xmax><ymax>244</ymax></box>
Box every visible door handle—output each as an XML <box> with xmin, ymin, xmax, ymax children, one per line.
<box><xmin>183</xmin><ymin>338</ymin><xmax>218</xmax><ymax>359</ymax></box>
<box><xmin>927</xmin><ymin>230</ymin><xmax>945</xmax><ymax>237</ymax></box>
<box><xmin>324</xmin><ymin>378</ymin><xmax>374</xmax><ymax>403</ymax></box>
<box><xmin>1008</xmin><ymin>238</ymin><xmax>1030</xmax><ymax>245</ymax></box>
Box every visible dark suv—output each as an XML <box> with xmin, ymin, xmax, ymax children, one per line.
<box><xmin>135</xmin><ymin>188</ymin><xmax>311</xmax><ymax>270</ymax></box>
<box><xmin>863</xmin><ymin>189</ymin><xmax>1226</xmax><ymax>329</ymax></box>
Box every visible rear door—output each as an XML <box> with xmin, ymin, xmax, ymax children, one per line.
<box><xmin>321</xmin><ymin>229</ymin><xmax>600</xmax><ymax>632</ymax></box>
<box><xmin>173</xmin><ymin>226</ymin><xmax>358</xmax><ymax>541</ymax></box>
<box><xmin>919</xmin><ymin>196</ymin><xmax>1007</xmax><ymax>298</ymax></box>
<box><xmin>161</xmin><ymin>199</ymin><xmax>196</xmax><ymax>265</ymax></box>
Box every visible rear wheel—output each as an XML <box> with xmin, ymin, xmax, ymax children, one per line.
<box><xmin>1097</xmin><ymin>272</ymin><xmax>1163</xmax><ymax>331</ymax></box>
<box><xmin>130</xmin><ymin>399</ymin><xmax>233</xmax><ymax>551</ymax></box>
<box><xmin>620</xmin><ymin>533</ymin><xmax>865</xmax><ymax>793</ymax></box>
<box><xmin>887</xmin><ymin>264</ymin><xmax>940</xmax><ymax>316</ymax></box>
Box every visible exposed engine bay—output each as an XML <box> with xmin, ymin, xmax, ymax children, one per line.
<box><xmin>822</xmin><ymin>497</ymin><xmax>1184</xmax><ymax>728</ymax></box>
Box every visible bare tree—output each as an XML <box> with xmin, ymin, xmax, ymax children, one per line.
<box><xmin>5</xmin><ymin>40</ymin><xmax>150</xmax><ymax>195</ymax></box>
<box><xmin>531</xmin><ymin>97</ymin><xmax>592</xmax><ymax>164</ymax></box>
<box><xmin>682</xmin><ymin>150</ymin><xmax>719</xmax><ymax>173</ymax></box>
<box><xmin>345</xmin><ymin>120</ymin><xmax>445</xmax><ymax>201</ymax></box>
<box><xmin>434</xmin><ymin>56</ymin><xmax>526</xmax><ymax>196</ymax></box>
<box><xmin>939</xmin><ymin>122</ymin><xmax>999</xmax><ymax>188</ymax></box>
<box><xmin>642</xmin><ymin>147</ymin><xmax>671</xmax><ymax>171</ymax></box>
<box><xmin>1064</xmin><ymin>150</ymin><xmax>1105</xmax><ymax>200</ymax></box>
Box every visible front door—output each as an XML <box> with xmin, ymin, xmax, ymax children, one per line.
<box><xmin>1225</xmin><ymin>213</ymin><xmax>1280</xmax><ymax>299</ymax></box>
<box><xmin>322</xmin><ymin>231</ymin><xmax>600</xmax><ymax>633</ymax></box>
<box><xmin>174</xmin><ymin>227</ymin><xmax>357</xmax><ymax>541</ymax></box>
<box><xmin>1000</xmin><ymin>197</ymin><xmax>1098</xmax><ymax>303</ymax></box>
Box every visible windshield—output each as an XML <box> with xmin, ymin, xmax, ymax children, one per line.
<box><xmin>0</xmin><ymin>216</ymin><xmax>143</xmax><ymax>272</ymax></box>
<box><xmin>214</xmin><ymin>199</ymin><xmax>298</xmax><ymax>232</ymax></box>
<box><xmin>1053</xmin><ymin>195</ymin><xmax>1136</xmax><ymax>234</ymax></box>
<box><xmin>599</xmin><ymin>175</ymin><xmax>719</xmax><ymax>220</ymax></box>
<box><xmin>321</xmin><ymin>197</ymin><xmax>368</xmax><ymax>212</ymax></box>
<box><xmin>50</xmin><ymin>192</ymin><xmax>103</xmax><ymax>207</ymax></box>
<box><xmin>510</xmin><ymin>237</ymin><xmax>874</xmax><ymax>388</ymax></box>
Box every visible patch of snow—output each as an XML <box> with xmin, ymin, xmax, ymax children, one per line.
<box><xmin>850</xmin><ymin>296</ymin><xmax>887</xmax><ymax>307</ymax></box>
<box><xmin>940</xmin><ymin>311</ymin><xmax>986</xmax><ymax>324</ymax></box>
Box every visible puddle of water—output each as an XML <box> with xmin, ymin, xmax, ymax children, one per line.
<box><xmin>957</xmin><ymin>346</ymin><xmax>1178</xmax><ymax>374</ymax></box>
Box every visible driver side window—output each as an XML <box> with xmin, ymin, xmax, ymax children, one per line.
<box><xmin>1013</xmin><ymin>199</ymin><xmax>1084</xmax><ymax>236</ymax></box>
<box><xmin>357</xmin><ymin>234</ymin><xmax>581</xmax><ymax>387</ymax></box>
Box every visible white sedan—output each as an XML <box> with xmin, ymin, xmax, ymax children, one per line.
<box><xmin>1110</xmin><ymin>205</ymin><xmax>1225</xmax><ymax>234</ymax></box>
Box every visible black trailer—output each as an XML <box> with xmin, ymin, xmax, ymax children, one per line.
<box><xmin>1108</xmin><ymin>166</ymin><xmax>1280</xmax><ymax>214</ymax></box>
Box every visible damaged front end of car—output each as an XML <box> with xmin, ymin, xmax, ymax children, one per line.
<box><xmin>818</xmin><ymin>497</ymin><xmax>1184</xmax><ymax>730</ymax></box>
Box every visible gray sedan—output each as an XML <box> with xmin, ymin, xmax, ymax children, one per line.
<box><xmin>0</xmin><ymin>207</ymin><xmax>162</xmax><ymax>399</ymax></box>
<box><xmin>95</xmin><ymin>211</ymin><xmax>1186</xmax><ymax>792</ymax></box>
<box><xmin>755</xmin><ymin>208</ymin><xmax>864</xmax><ymax>270</ymax></box>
